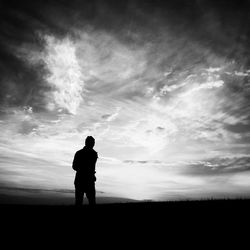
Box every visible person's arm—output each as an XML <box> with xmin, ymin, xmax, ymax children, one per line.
<box><xmin>72</xmin><ymin>152</ymin><xmax>79</xmax><ymax>171</ymax></box>
<box><xmin>93</xmin><ymin>152</ymin><xmax>98</xmax><ymax>180</ymax></box>
<box><xmin>94</xmin><ymin>152</ymin><xmax>98</xmax><ymax>166</ymax></box>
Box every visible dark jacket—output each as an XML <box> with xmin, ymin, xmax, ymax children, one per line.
<box><xmin>73</xmin><ymin>146</ymin><xmax>98</xmax><ymax>186</ymax></box>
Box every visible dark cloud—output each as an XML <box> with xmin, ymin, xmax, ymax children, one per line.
<box><xmin>156</xmin><ymin>126</ymin><xmax>165</xmax><ymax>131</ymax></box>
<box><xmin>102</xmin><ymin>114</ymin><xmax>112</xmax><ymax>120</ymax></box>
<box><xmin>18</xmin><ymin>120</ymin><xmax>38</xmax><ymax>134</ymax></box>
<box><xmin>0</xmin><ymin>186</ymin><xmax>74</xmax><ymax>194</ymax></box>
<box><xmin>226</xmin><ymin>123</ymin><xmax>250</xmax><ymax>134</ymax></box>
<box><xmin>1</xmin><ymin>0</ymin><xmax>250</xmax><ymax>114</ymax></box>
<box><xmin>123</xmin><ymin>159</ymin><xmax>163</xmax><ymax>165</ymax></box>
<box><xmin>184</xmin><ymin>156</ymin><xmax>250</xmax><ymax>176</ymax></box>
<box><xmin>0</xmin><ymin>0</ymin><xmax>80</xmax><ymax>112</ymax></box>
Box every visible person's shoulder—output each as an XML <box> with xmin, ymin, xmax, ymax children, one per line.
<box><xmin>92</xmin><ymin>149</ymin><xmax>98</xmax><ymax>156</ymax></box>
<box><xmin>75</xmin><ymin>149</ymin><xmax>83</xmax><ymax>155</ymax></box>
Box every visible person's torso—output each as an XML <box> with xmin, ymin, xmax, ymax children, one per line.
<box><xmin>75</xmin><ymin>147</ymin><xmax>97</xmax><ymax>176</ymax></box>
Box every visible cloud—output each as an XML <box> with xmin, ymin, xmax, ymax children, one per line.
<box><xmin>18</xmin><ymin>120</ymin><xmax>38</xmax><ymax>135</ymax></box>
<box><xmin>76</xmin><ymin>31</ymin><xmax>147</xmax><ymax>82</ymax></box>
<box><xmin>101</xmin><ymin>108</ymin><xmax>120</xmax><ymax>122</ymax></box>
<box><xmin>123</xmin><ymin>160</ymin><xmax>162</xmax><ymax>165</ymax></box>
<box><xmin>42</xmin><ymin>35</ymin><xmax>84</xmax><ymax>114</ymax></box>
<box><xmin>183</xmin><ymin>156</ymin><xmax>250</xmax><ymax>176</ymax></box>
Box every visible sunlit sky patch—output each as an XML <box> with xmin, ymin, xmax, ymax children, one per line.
<box><xmin>0</xmin><ymin>0</ymin><xmax>250</xmax><ymax>203</ymax></box>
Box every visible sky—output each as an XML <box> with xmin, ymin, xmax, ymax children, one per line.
<box><xmin>0</xmin><ymin>0</ymin><xmax>250</xmax><ymax>204</ymax></box>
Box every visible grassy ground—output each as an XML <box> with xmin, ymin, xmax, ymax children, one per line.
<box><xmin>1</xmin><ymin>199</ymin><xmax>249</xmax><ymax>246</ymax></box>
<box><xmin>1</xmin><ymin>198</ymin><xmax>250</xmax><ymax>222</ymax></box>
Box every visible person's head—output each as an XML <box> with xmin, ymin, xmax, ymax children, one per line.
<box><xmin>85</xmin><ymin>136</ymin><xmax>95</xmax><ymax>148</ymax></box>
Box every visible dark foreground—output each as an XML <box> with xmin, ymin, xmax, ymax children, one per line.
<box><xmin>1</xmin><ymin>199</ymin><xmax>249</xmax><ymax>247</ymax></box>
<box><xmin>1</xmin><ymin>199</ymin><xmax>250</xmax><ymax>224</ymax></box>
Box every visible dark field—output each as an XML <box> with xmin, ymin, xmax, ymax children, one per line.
<box><xmin>1</xmin><ymin>199</ymin><xmax>249</xmax><ymax>247</ymax></box>
<box><xmin>1</xmin><ymin>199</ymin><xmax>250</xmax><ymax>225</ymax></box>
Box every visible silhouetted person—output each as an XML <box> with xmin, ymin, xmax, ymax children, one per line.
<box><xmin>72</xmin><ymin>136</ymin><xmax>98</xmax><ymax>206</ymax></box>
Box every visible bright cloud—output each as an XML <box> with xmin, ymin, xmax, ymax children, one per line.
<box><xmin>43</xmin><ymin>35</ymin><xmax>84</xmax><ymax>114</ymax></box>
